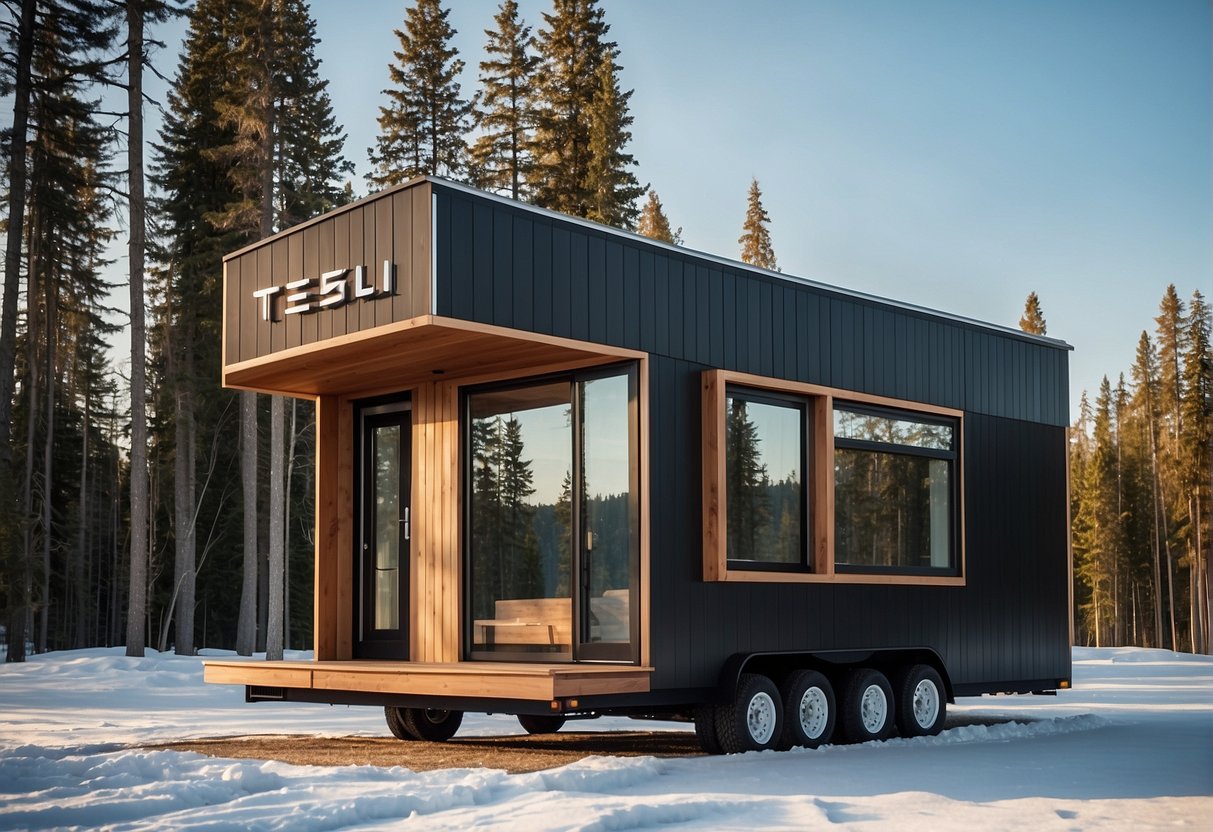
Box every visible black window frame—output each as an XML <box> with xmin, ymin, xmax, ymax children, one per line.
<box><xmin>832</xmin><ymin>402</ymin><xmax>960</xmax><ymax>577</ymax></box>
<box><xmin>723</xmin><ymin>384</ymin><xmax>812</xmax><ymax>573</ymax></box>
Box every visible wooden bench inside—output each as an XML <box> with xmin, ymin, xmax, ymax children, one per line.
<box><xmin>474</xmin><ymin>597</ymin><xmax>572</xmax><ymax>648</ymax></box>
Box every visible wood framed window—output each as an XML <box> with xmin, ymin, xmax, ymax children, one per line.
<box><xmin>702</xmin><ymin>369</ymin><xmax>965</xmax><ymax>586</ymax></box>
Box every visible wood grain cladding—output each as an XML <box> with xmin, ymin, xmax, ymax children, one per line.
<box><xmin>224</xmin><ymin>181</ymin><xmax>432</xmax><ymax>370</ymax></box>
<box><xmin>701</xmin><ymin>368</ymin><xmax>966</xmax><ymax>587</ymax></box>
<box><xmin>203</xmin><ymin>659</ymin><xmax>653</xmax><ymax>699</ymax></box>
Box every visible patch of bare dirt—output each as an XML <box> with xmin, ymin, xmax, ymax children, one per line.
<box><xmin>151</xmin><ymin>731</ymin><xmax>704</xmax><ymax>774</ymax></box>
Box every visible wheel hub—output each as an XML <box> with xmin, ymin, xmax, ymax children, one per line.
<box><xmin>859</xmin><ymin>684</ymin><xmax>887</xmax><ymax>733</ymax></box>
<box><xmin>799</xmin><ymin>686</ymin><xmax>828</xmax><ymax>739</ymax></box>
<box><xmin>912</xmin><ymin>679</ymin><xmax>939</xmax><ymax>728</ymax></box>
<box><xmin>746</xmin><ymin>691</ymin><xmax>777</xmax><ymax>745</ymax></box>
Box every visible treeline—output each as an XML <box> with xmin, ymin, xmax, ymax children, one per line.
<box><xmin>1024</xmin><ymin>288</ymin><xmax>1211</xmax><ymax>653</ymax></box>
<box><xmin>0</xmin><ymin>0</ymin><xmax>783</xmax><ymax>662</ymax></box>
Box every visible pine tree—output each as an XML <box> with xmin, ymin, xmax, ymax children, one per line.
<box><xmin>527</xmin><ymin>0</ymin><xmax>611</xmax><ymax>216</ymax></box>
<box><xmin>636</xmin><ymin>190</ymin><xmax>681</xmax><ymax>245</ymax></box>
<box><xmin>584</xmin><ymin>51</ymin><xmax>645</xmax><ymax>228</ymax></box>
<box><xmin>1074</xmin><ymin>377</ymin><xmax>1124</xmax><ymax>645</ymax></box>
<box><xmin>1154</xmin><ymin>284</ymin><xmax>1185</xmax><ymax>647</ymax></box>
<box><xmin>739</xmin><ymin>178</ymin><xmax>778</xmax><ymax>271</ymax></box>
<box><xmin>1019</xmin><ymin>291</ymin><xmax>1047</xmax><ymax>335</ymax></box>
<box><xmin>1179</xmin><ymin>290</ymin><xmax>1212</xmax><ymax>653</ymax></box>
<box><xmin>368</xmin><ymin>0</ymin><xmax>470</xmax><ymax>188</ymax></box>
<box><xmin>1129</xmin><ymin>330</ymin><xmax>1167</xmax><ymax>646</ymax></box>
<box><xmin>468</xmin><ymin>0</ymin><xmax>538</xmax><ymax>200</ymax></box>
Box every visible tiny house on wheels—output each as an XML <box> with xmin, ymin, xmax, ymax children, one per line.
<box><xmin>204</xmin><ymin>177</ymin><xmax>1073</xmax><ymax>754</ymax></box>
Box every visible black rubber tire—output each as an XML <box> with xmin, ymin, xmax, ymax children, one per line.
<box><xmin>694</xmin><ymin>703</ymin><xmax>723</xmax><ymax>755</ymax></box>
<box><xmin>895</xmin><ymin>664</ymin><xmax>946</xmax><ymax>737</ymax></box>
<box><xmin>384</xmin><ymin>706</ymin><xmax>416</xmax><ymax>740</ymax></box>
<box><xmin>715</xmin><ymin>673</ymin><xmax>783</xmax><ymax>754</ymax></box>
<box><xmin>517</xmin><ymin>713</ymin><xmax>567</xmax><ymax>735</ymax></box>
<box><xmin>402</xmin><ymin>707</ymin><xmax>464</xmax><ymax>742</ymax></box>
<box><xmin>839</xmin><ymin>668</ymin><xmax>895</xmax><ymax>743</ymax></box>
<box><xmin>777</xmin><ymin>669</ymin><xmax>837</xmax><ymax>750</ymax></box>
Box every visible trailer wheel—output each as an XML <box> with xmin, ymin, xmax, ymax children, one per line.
<box><xmin>715</xmin><ymin>673</ymin><xmax>783</xmax><ymax>754</ymax></box>
<box><xmin>839</xmin><ymin>668</ymin><xmax>895</xmax><ymax>743</ymax></box>
<box><xmin>895</xmin><ymin>664</ymin><xmax>946</xmax><ymax>737</ymax></box>
<box><xmin>694</xmin><ymin>703</ymin><xmax>723</xmax><ymax>754</ymax></box>
<box><xmin>402</xmin><ymin>707</ymin><xmax>464</xmax><ymax>742</ymax></box>
<box><xmin>517</xmin><ymin>714</ymin><xmax>566</xmax><ymax>735</ymax></box>
<box><xmin>777</xmin><ymin>669</ymin><xmax>836</xmax><ymax>750</ymax></box>
<box><xmin>384</xmin><ymin>706</ymin><xmax>416</xmax><ymax>740</ymax></box>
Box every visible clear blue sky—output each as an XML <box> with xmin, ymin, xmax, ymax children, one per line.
<box><xmin>144</xmin><ymin>0</ymin><xmax>1211</xmax><ymax>418</ymax></box>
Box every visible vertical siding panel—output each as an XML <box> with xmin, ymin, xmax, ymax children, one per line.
<box><xmin>512</xmin><ymin>214</ymin><xmax>533</xmax><ymax>331</ymax></box>
<box><xmin>732</xmin><ymin>272</ymin><xmax>747</xmax><ymax>370</ymax></box>
<box><xmin>392</xmin><ymin>190</ymin><xmax>414</xmax><ymax>321</ymax></box>
<box><xmin>472</xmin><ymin>201</ymin><xmax>492</xmax><ymax>324</ymax></box>
<box><xmin>653</xmin><ymin>254</ymin><xmax>669</xmax><ymax>356</ymax></box>
<box><xmin>708</xmin><ymin>267</ymin><xmax>723</xmax><ymax>368</ymax></box>
<box><xmin>747</xmin><ymin>279</ymin><xmax>761</xmax><ymax>375</ymax></box>
<box><xmin>492</xmin><ymin>209</ymin><xmax>512</xmax><ymax>327</ymax></box>
<box><xmin>317</xmin><ymin>214</ymin><xmax>335</xmax><ymax>343</ymax></box>
<box><xmin>570</xmin><ymin>230</ymin><xmax>589</xmax><ymax>340</ymax></box>
<box><xmin>331</xmin><ymin>213</ymin><xmax>350</xmax><ymax>340</ymax></box>
<box><xmin>667</xmin><ymin>259</ymin><xmax>683</xmax><ymax>360</ymax></box>
<box><xmin>448</xmin><ymin>196</ymin><xmax>473</xmax><ymax>320</ymax></box>
<box><xmin>604</xmin><ymin>239</ymin><xmax>624</xmax><ymax>345</ymax></box>
<box><xmin>411</xmin><ymin>185</ymin><xmax>431</xmax><ymax>317</ymax></box>
<box><xmin>375</xmin><ymin>197</ymin><xmax>394</xmax><ymax>328</ymax></box>
<box><xmin>783</xmin><ymin>286</ymin><xmax>797</xmax><ymax>381</ymax></box>
<box><xmin>683</xmin><ymin>260</ymin><xmax>698</xmax><ymax>362</ymax></box>
<box><xmin>551</xmin><ymin>226</ymin><xmax>571</xmax><ymax>339</ymax></box>
<box><xmin>624</xmin><ymin>245</ymin><xmax>640</xmax><ymax>348</ymax></box>
<box><xmin>359</xmin><ymin>206</ymin><xmax>376</xmax><ymax>334</ymax></box>
<box><xmin>638</xmin><ymin>249</ymin><xmax>655</xmax><ymax>353</ymax></box>
<box><xmin>533</xmin><ymin>220</ymin><xmax>552</xmax><ymax>334</ymax></box>
<box><xmin>587</xmin><ymin>234</ymin><xmax>606</xmax><ymax>342</ymax></box>
<box><xmin>759</xmin><ymin>281</ymin><xmax>774</xmax><ymax>377</ymax></box>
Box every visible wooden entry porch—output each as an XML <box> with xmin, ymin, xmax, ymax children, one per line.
<box><xmin>204</xmin><ymin>659</ymin><xmax>653</xmax><ymax>701</ymax></box>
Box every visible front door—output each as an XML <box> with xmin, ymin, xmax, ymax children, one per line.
<box><xmin>355</xmin><ymin>400</ymin><xmax>410</xmax><ymax>659</ymax></box>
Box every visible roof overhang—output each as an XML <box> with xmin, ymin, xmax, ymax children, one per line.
<box><xmin>222</xmin><ymin>314</ymin><xmax>645</xmax><ymax>398</ymax></box>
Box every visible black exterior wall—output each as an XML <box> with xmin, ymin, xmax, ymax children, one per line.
<box><xmin>431</xmin><ymin>181</ymin><xmax>1072</xmax><ymax>695</ymax></box>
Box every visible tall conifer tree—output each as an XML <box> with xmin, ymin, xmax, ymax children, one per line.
<box><xmin>584</xmin><ymin>51</ymin><xmax>644</xmax><ymax>228</ymax></box>
<box><xmin>739</xmin><ymin>178</ymin><xmax>778</xmax><ymax>271</ymax></box>
<box><xmin>1020</xmin><ymin>291</ymin><xmax>1047</xmax><ymax>335</ymax></box>
<box><xmin>468</xmin><ymin>0</ymin><xmax>538</xmax><ymax>200</ymax></box>
<box><xmin>369</xmin><ymin>0</ymin><xmax>470</xmax><ymax>187</ymax></box>
<box><xmin>528</xmin><ymin>0</ymin><xmax>609</xmax><ymax>216</ymax></box>
<box><xmin>637</xmin><ymin>190</ymin><xmax>681</xmax><ymax>245</ymax></box>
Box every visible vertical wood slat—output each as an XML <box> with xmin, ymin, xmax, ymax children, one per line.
<box><xmin>812</xmin><ymin>395</ymin><xmax>834</xmax><ymax>577</ymax></box>
<box><xmin>312</xmin><ymin>395</ymin><xmax>342</xmax><ymax>659</ymax></box>
<box><xmin>701</xmin><ymin>371</ymin><xmax>724</xmax><ymax>581</ymax></box>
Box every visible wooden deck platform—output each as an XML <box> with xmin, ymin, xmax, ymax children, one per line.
<box><xmin>203</xmin><ymin>659</ymin><xmax>653</xmax><ymax>701</ymax></box>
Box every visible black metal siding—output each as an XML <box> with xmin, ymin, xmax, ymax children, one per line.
<box><xmin>433</xmin><ymin>185</ymin><xmax>1071</xmax><ymax>693</ymax></box>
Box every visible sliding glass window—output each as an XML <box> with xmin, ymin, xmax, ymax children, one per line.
<box><xmin>833</xmin><ymin>406</ymin><xmax>958</xmax><ymax>575</ymax></box>
<box><xmin>724</xmin><ymin>388</ymin><xmax>807</xmax><ymax>569</ymax></box>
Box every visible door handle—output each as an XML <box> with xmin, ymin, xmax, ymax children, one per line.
<box><xmin>402</xmin><ymin>506</ymin><xmax>410</xmax><ymax>541</ymax></box>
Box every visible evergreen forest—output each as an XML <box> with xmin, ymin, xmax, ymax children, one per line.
<box><xmin>0</xmin><ymin>0</ymin><xmax>1208</xmax><ymax>663</ymax></box>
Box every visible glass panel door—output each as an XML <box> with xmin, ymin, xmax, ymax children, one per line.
<box><xmin>577</xmin><ymin>370</ymin><xmax>637</xmax><ymax>661</ymax></box>
<box><xmin>356</xmin><ymin>402</ymin><xmax>410</xmax><ymax>659</ymax></box>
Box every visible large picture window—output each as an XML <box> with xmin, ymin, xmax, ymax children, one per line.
<box><xmin>466</xmin><ymin>364</ymin><xmax>639</xmax><ymax>662</ymax></box>
<box><xmin>725</xmin><ymin>389</ymin><xmax>806</xmax><ymax>568</ymax></box>
<box><xmin>702</xmin><ymin>368</ymin><xmax>964</xmax><ymax>585</ymax></box>
<box><xmin>833</xmin><ymin>406</ymin><xmax>957</xmax><ymax>574</ymax></box>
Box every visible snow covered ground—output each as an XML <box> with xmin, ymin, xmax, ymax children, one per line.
<box><xmin>0</xmin><ymin>646</ymin><xmax>1209</xmax><ymax>830</ymax></box>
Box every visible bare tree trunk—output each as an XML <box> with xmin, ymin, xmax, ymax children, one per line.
<box><xmin>0</xmin><ymin>0</ymin><xmax>36</xmax><ymax>456</ymax></box>
<box><xmin>38</xmin><ymin>262</ymin><xmax>58</xmax><ymax>653</ymax></box>
<box><xmin>74</xmin><ymin>384</ymin><xmax>90</xmax><ymax>647</ymax></box>
<box><xmin>125</xmin><ymin>0</ymin><xmax>149</xmax><ymax>658</ymax></box>
<box><xmin>171</xmin><ymin>351</ymin><xmax>197</xmax><ymax>655</ymax></box>
<box><xmin>236</xmin><ymin>390</ymin><xmax>258</xmax><ymax>655</ymax></box>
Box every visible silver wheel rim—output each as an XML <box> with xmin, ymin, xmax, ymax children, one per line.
<box><xmin>859</xmin><ymin>684</ymin><xmax>888</xmax><ymax>734</ymax></box>
<box><xmin>746</xmin><ymin>691</ymin><xmax>777</xmax><ymax>745</ymax></box>
<box><xmin>912</xmin><ymin>679</ymin><xmax>940</xmax><ymax>728</ymax></box>
<box><xmin>799</xmin><ymin>686</ymin><xmax>829</xmax><ymax>740</ymax></box>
